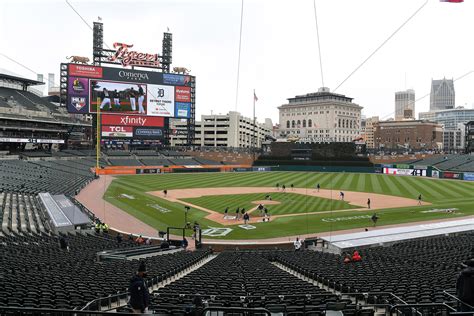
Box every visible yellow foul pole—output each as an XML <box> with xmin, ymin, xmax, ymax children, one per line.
<box><xmin>96</xmin><ymin>97</ymin><xmax>101</xmax><ymax>174</ymax></box>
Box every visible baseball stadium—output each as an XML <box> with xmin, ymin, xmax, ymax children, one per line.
<box><xmin>1</xmin><ymin>1</ymin><xmax>474</xmax><ymax>315</ymax></box>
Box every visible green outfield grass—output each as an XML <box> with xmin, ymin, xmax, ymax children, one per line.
<box><xmin>103</xmin><ymin>172</ymin><xmax>474</xmax><ymax>239</ymax></box>
<box><xmin>181</xmin><ymin>192</ymin><xmax>356</xmax><ymax>215</ymax></box>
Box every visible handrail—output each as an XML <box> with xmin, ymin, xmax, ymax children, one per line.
<box><xmin>199</xmin><ymin>307</ymin><xmax>271</xmax><ymax>316</ymax></box>
<box><xmin>0</xmin><ymin>306</ymin><xmax>133</xmax><ymax>315</ymax></box>
<box><xmin>390</xmin><ymin>303</ymin><xmax>456</xmax><ymax>313</ymax></box>
<box><xmin>442</xmin><ymin>289</ymin><xmax>474</xmax><ymax>310</ymax></box>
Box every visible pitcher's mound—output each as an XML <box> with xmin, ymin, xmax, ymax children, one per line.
<box><xmin>252</xmin><ymin>200</ymin><xmax>281</xmax><ymax>205</ymax></box>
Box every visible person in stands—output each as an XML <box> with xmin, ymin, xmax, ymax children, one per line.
<box><xmin>59</xmin><ymin>235</ymin><xmax>69</xmax><ymax>251</ymax></box>
<box><xmin>294</xmin><ymin>237</ymin><xmax>302</xmax><ymax>251</ymax></box>
<box><xmin>116</xmin><ymin>233</ymin><xmax>123</xmax><ymax>244</ymax></box>
<box><xmin>352</xmin><ymin>250</ymin><xmax>362</xmax><ymax>262</ymax></box>
<box><xmin>135</xmin><ymin>235</ymin><xmax>144</xmax><ymax>245</ymax></box>
<box><xmin>343</xmin><ymin>253</ymin><xmax>352</xmax><ymax>264</ymax></box>
<box><xmin>456</xmin><ymin>259</ymin><xmax>474</xmax><ymax>311</ymax></box>
<box><xmin>129</xmin><ymin>261</ymin><xmax>150</xmax><ymax>314</ymax></box>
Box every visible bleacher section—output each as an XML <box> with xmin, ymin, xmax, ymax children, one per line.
<box><xmin>152</xmin><ymin>251</ymin><xmax>357</xmax><ymax>315</ymax></box>
<box><xmin>140</xmin><ymin>158</ymin><xmax>173</xmax><ymax>166</ymax></box>
<box><xmin>0</xmin><ymin>159</ymin><xmax>95</xmax><ymax>195</ymax></box>
<box><xmin>400</xmin><ymin>154</ymin><xmax>474</xmax><ymax>172</ymax></box>
<box><xmin>108</xmin><ymin>158</ymin><xmax>144</xmax><ymax>166</ymax></box>
<box><xmin>276</xmin><ymin>233</ymin><xmax>474</xmax><ymax>308</ymax></box>
<box><xmin>0</xmin><ymin>192</ymin><xmax>51</xmax><ymax>234</ymax></box>
<box><xmin>0</xmin><ymin>231</ymin><xmax>210</xmax><ymax>310</ymax></box>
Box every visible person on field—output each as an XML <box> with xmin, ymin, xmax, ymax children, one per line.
<box><xmin>418</xmin><ymin>194</ymin><xmax>422</xmax><ymax>205</ymax></box>
<box><xmin>243</xmin><ymin>212</ymin><xmax>250</xmax><ymax>225</ymax></box>
<box><xmin>276</xmin><ymin>183</ymin><xmax>280</xmax><ymax>190</ymax></box>
<box><xmin>367</xmin><ymin>198</ymin><xmax>371</xmax><ymax>209</ymax></box>
<box><xmin>290</xmin><ymin>184</ymin><xmax>294</xmax><ymax>190</ymax></box>
<box><xmin>224</xmin><ymin>207</ymin><xmax>229</xmax><ymax>218</ymax></box>
<box><xmin>371</xmin><ymin>213</ymin><xmax>379</xmax><ymax>227</ymax></box>
<box><xmin>163</xmin><ymin>189</ymin><xmax>167</xmax><ymax>197</ymax></box>
<box><xmin>316</xmin><ymin>183</ymin><xmax>320</xmax><ymax>192</ymax></box>
<box><xmin>340</xmin><ymin>192</ymin><xmax>345</xmax><ymax>201</ymax></box>
<box><xmin>235</xmin><ymin>207</ymin><xmax>240</xmax><ymax>220</ymax></box>
<box><xmin>240</xmin><ymin>208</ymin><xmax>245</xmax><ymax>220</ymax></box>
<box><xmin>456</xmin><ymin>259</ymin><xmax>474</xmax><ymax>310</ymax></box>
<box><xmin>282</xmin><ymin>185</ymin><xmax>286</xmax><ymax>192</ymax></box>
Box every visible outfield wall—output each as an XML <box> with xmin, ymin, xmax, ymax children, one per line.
<box><xmin>95</xmin><ymin>164</ymin><xmax>253</xmax><ymax>175</ymax></box>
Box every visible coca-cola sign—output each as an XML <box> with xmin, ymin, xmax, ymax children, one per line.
<box><xmin>109</xmin><ymin>43</ymin><xmax>160</xmax><ymax>68</ymax></box>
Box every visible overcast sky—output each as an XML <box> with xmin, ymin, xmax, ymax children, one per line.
<box><xmin>1</xmin><ymin>0</ymin><xmax>473</xmax><ymax>124</ymax></box>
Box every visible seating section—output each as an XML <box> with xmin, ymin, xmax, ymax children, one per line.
<box><xmin>108</xmin><ymin>158</ymin><xmax>143</xmax><ymax>166</ymax></box>
<box><xmin>151</xmin><ymin>251</ymin><xmax>360</xmax><ymax>315</ymax></box>
<box><xmin>140</xmin><ymin>158</ymin><xmax>173</xmax><ymax>166</ymax></box>
<box><xmin>401</xmin><ymin>154</ymin><xmax>474</xmax><ymax>172</ymax></box>
<box><xmin>0</xmin><ymin>232</ymin><xmax>210</xmax><ymax>310</ymax></box>
<box><xmin>0</xmin><ymin>192</ymin><xmax>51</xmax><ymax>234</ymax></box>
<box><xmin>275</xmin><ymin>233</ymin><xmax>474</xmax><ymax>306</ymax></box>
<box><xmin>0</xmin><ymin>159</ymin><xmax>95</xmax><ymax>195</ymax></box>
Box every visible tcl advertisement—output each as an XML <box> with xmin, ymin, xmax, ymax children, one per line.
<box><xmin>102</xmin><ymin>126</ymin><xmax>133</xmax><ymax>138</ymax></box>
<box><xmin>383</xmin><ymin>168</ymin><xmax>427</xmax><ymax>176</ymax></box>
<box><xmin>66</xmin><ymin>64</ymin><xmax>193</xmax><ymax>119</ymax></box>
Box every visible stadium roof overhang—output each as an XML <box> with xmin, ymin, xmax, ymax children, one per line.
<box><xmin>0</xmin><ymin>73</ymin><xmax>44</xmax><ymax>88</ymax></box>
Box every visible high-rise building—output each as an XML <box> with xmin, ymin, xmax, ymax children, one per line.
<box><xmin>430</xmin><ymin>78</ymin><xmax>455</xmax><ymax>111</ymax></box>
<box><xmin>395</xmin><ymin>89</ymin><xmax>415</xmax><ymax>120</ymax></box>
<box><xmin>277</xmin><ymin>87</ymin><xmax>362</xmax><ymax>142</ymax></box>
<box><xmin>361</xmin><ymin>116</ymin><xmax>379</xmax><ymax>149</ymax></box>
<box><xmin>419</xmin><ymin>107</ymin><xmax>474</xmax><ymax>130</ymax></box>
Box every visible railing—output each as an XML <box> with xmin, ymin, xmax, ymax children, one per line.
<box><xmin>0</xmin><ymin>306</ymin><xmax>133</xmax><ymax>315</ymax></box>
<box><xmin>390</xmin><ymin>303</ymin><xmax>456</xmax><ymax>315</ymax></box>
<box><xmin>200</xmin><ymin>307</ymin><xmax>271</xmax><ymax>316</ymax></box>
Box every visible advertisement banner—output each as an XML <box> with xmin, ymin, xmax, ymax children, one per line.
<box><xmin>175</xmin><ymin>102</ymin><xmax>191</xmax><ymax>118</ymax></box>
<box><xmin>175</xmin><ymin>86</ymin><xmax>191</xmax><ymax>102</ymax></box>
<box><xmin>463</xmin><ymin>172</ymin><xmax>474</xmax><ymax>181</ymax></box>
<box><xmin>69</xmin><ymin>64</ymin><xmax>103</xmax><ymax>78</ymax></box>
<box><xmin>67</xmin><ymin>77</ymin><xmax>90</xmax><ymax>113</ymax></box>
<box><xmin>395</xmin><ymin>164</ymin><xmax>410</xmax><ymax>169</ymax></box>
<box><xmin>0</xmin><ymin>138</ymin><xmax>64</xmax><ymax>144</ymax></box>
<box><xmin>444</xmin><ymin>172</ymin><xmax>460</xmax><ymax>179</ymax></box>
<box><xmin>383</xmin><ymin>168</ymin><xmax>426</xmax><ymax>176</ymax></box>
<box><xmin>163</xmin><ymin>73</ymin><xmax>191</xmax><ymax>86</ymax></box>
<box><xmin>431</xmin><ymin>170</ymin><xmax>440</xmax><ymax>178</ymax></box>
<box><xmin>101</xmin><ymin>114</ymin><xmax>164</xmax><ymax>127</ymax></box>
<box><xmin>102</xmin><ymin>126</ymin><xmax>133</xmax><ymax>138</ymax></box>
<box><xmin>147</xmin><ymin>84</ymin><xmax>175</xmax><ymax>117</ymax></box>
<box><xmin>133</xmin><ymin>127</ymin><xmax>164</xmax><ymax>139</ymax></box>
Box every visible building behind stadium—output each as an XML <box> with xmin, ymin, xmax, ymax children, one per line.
<box><xmin>277</xmin><ymin>87</ymin><xmax>363</xmax><ymax>143</ymax></box>
<box><xmin>170</xmin><ymin>111</ymin><xmax>272</xmax><ymax>148</ymax></box>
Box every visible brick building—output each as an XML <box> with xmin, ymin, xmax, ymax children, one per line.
<box><xmin>374</xmin><ymin>120</ymin><xmax>443</xmax><ymax>151</ymax></box>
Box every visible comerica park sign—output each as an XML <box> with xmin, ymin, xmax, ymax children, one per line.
<box><xmin>296</xmin><ymin>136</ymin><xmax>335</xmax><ymax>144</ymax></box>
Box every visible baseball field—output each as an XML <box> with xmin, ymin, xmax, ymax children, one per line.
<box><xmin>103</xmin><ymin>171</ymin><xmax>474</xmax><ymax>239</ymax></box>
